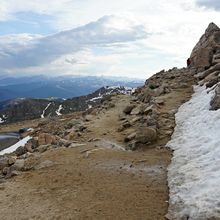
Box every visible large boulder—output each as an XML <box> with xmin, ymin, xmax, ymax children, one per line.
<box><xmin>135</xmin><ymin>127</ymin><xmax>157</xmax><ymax>144</ymax></box>
<box><xmin>190</xmin><ymin>23</ymin><xmax>220</xmax><ymax>72</ymax></box>
<box><xmin>38</xmin><ymin>133</ymin><xmax>57</xmax><ymax>146</ymax></box>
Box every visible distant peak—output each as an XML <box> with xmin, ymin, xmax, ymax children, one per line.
<box><xmin>205</xmin><ymin>22</ymin><xmax>220</xmax><ymax>36</ymax></box>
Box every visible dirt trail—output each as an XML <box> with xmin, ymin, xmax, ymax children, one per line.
<box><xmin>0</xmin><ymin>84</ymin><xmax>193</xmax><ymax>220</ymax></box>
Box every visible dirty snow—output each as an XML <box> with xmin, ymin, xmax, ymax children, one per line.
<box><xmin>0</xmin><ymin>136</ymin><xmax>32</xmax><ymax>155</ymax></box>
<box><xmin>56</xmin><ymin>105</ymin><xmax>63</xmax><ymax>116</ymax></box>
<box><xmin>167</xmin><ymin>85</ymin><xmax>220</xmax><ymax>220</ymax></box>
<box><xmin>41</xmin><ymin>103</ymin><xmax>51</xmax><ymax>118</ymax></box>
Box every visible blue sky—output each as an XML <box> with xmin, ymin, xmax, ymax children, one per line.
<box><xmin>0</xmin><ymin>0</ymin><xmax>220</xmax><ymax>79</ymax></box>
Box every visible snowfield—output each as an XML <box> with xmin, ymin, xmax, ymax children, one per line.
<box><xmin>166</xmin><ymin>85</ymin><xmax>220</xmax><ymax>220</ymax></box>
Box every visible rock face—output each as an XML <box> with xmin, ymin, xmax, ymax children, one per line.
<box><xmin>190</xmin><ymin>23</ymin><xmax>220</xmax><ymax>72</ymax></box>
<box><xmin>210</xmin><ymin>85</ymin><xmax>220</xmax><ymax>110</ymax></box>
<box><xmin>189</xmin><ymin>23</ymin><xmax>220</xmax><ymax>110</ymax></box>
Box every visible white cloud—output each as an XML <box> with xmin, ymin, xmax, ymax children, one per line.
<box><xmin>1</xmin><ymin>0</ymin><xmax>220</xmax><ymax>78</ymax></box>
<box><xmin>0</xmin><ymin>15</ymin><xmax>149</xmax><ymax>77</ymax></box>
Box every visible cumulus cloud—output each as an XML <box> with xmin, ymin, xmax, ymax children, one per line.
<box><xmin>0</xmin><ymin>15</ymin><xmax>148</xmax><ymax>71</ymax></box>
<box><xmin>196</xmin><ymin>0</ymin><xmax>220</xmax><ymax>10</ymax></box>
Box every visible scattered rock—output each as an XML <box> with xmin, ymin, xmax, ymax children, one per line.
<box><xmin>8</xmin><ymin>157</ymin><xmax>16</xmax><ymax>166</ymax></box>
<box><xmin>2</xmin><ymin>167</ymin><xmax>10</xmax><ymax>175</ymax></box>
<box><xmin>15</xmin><ymin>146</ymin><xmax>27</xmax><ymax>156</ymax></box>
<box><xmin>85</xmin><ymin>115</ymin><xmax>93</xmax><ymax>122</ymax></box>
<box><xmin>12</xmin><ymin>159</ymin><xmax>25</xmax><ymax>171</ymax></box>
<box><xmin>24</xmin><ymin>155</ymin><xmax>40</xmax><ymax>170</ymax></box>
<box><xmin>123</xmin><ymin>105</ymin><xmax>135</xmax><ymax>114</ymax></box>
<box><xmin>38</xmin><ymin>145</ymin><xmax>49</xmax><ymax>153</ymax></box>
<box><xmin>0</xmin><ymin>157</ymin><xmax>8</xmax><ymax>170</ymax></box>
<box><xmin>124</xmin><ymin>132</ymin><xmax>136</xmax><ymax>143</ymax></box>
<box><xmin>38</xmin><ymin>133</ymin><xmax>57</xmax><ymax>146</ymax></box>
<box><xmin>135</xmin><ymin>127</ymin><xmax>157</xmax><ymax>144</ymax></box>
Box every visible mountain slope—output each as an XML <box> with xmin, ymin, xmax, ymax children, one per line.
<box><xmin>0</xmin><ymin>86</ymin><xmax>134</xmax><ymax>124</ymax></box>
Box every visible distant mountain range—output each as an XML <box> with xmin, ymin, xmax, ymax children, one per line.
<box><xmin>0</xmin><ymin>75</ymin><xmax>143</xmax><ymax>102</ymax></box>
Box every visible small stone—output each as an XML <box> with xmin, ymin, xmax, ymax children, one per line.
<box><xmin>124</xmin><ymin>132</ymin><xmax>136</xmax><ymax>143</ymax></box>
<box><xmin>8</xmin><ymin>157</ymin><xmax>16</xmax><ymax>166</ymax></box>
<box><xmin>2</xmin><ymin>167</ymin><xmax>10</xmax><ymax>175</ymax></box>
<box><xmin>38</xmin><ymin>145</ymin><xmax>49</xmax><ymax>153</ymax></box>
<box><xmin>0</xmin><ymin>157</ymin><xmax>8</xmax><ymax>170</ymax></box>
<box><xmin>123</xmin><ymin>105</ymin><xmax>135</xmax><ymax>114</ymax></box>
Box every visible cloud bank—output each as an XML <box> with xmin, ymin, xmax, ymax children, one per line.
<box><xmin>196</xmin><ymin>0</ymin><xmax>220</xmax><ymax>10</ymax></box>
<box><xmin>0</xmin><ymin>15</ymin><xmax>148</xmax><ymax>75</ymax></box>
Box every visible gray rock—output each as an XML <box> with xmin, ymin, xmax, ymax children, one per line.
<box><xmin>12</xmin><ymin>159</ymin><xmax>25</xmax><ymax>171</ymax></box>
<box><xmin>15</xmin><ymin>146</ymin><xmax>27</xmax><ymax>156</ymax></box>
<box><xmin>0</xmin><ymin>157</ymin><xmax>8</xmax><ymax>170</ymax></box>
<box><xmin>124</xmin><ymin>132</ymin><xmax>136</xmax><ymax>143</ymax></box>
<box><xmin>123</xmin><ymin>105</ymin><xmax>135</xmax><ymax>114</ymax></box>
<box><xmin>38</xmin><ymin>145</ymin><xmax>49</xmax><ymax>153</ymax></box>
<box><xmin>135</xmin><ymin>127</ymin><xmax>157</xmax><ymax>144</ymax></box>
<box><xmin>2</xmin><ymin>167</ymin><xmax>10</xmax><ymax>175</ymax></box>
<box><xmin>210</xmin><ymin>85</ymin><xmax>220</xmax><ymax>110</ymax></box>
<box><xmin>8</xmin><ymin>157</ymin><xmax>16</xmax><ymax>166</ymax></box>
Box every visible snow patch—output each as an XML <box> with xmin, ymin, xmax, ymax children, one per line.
<box><xmin>0</xmin><ymin>136</ymin><xmax>32</xmax><ymax>155</ymax></box>
<box><xmin>56</xmin><ymin>105</ymin><xmax>63</xmax><ymax>116</ymax></box>
<box><xmin>167</xmin><ymin>85</ymin><xmax>220</xmax><ymax>219</ymax></box>
<box><xmin>0</xmin><ymin>117</ymin><xmax>4</xmax><ymax>124</ymax></box>
<box><xmin>41</xmin><ymin>103</ymin><xmax>51</xmax><ymax>118</ymax></box>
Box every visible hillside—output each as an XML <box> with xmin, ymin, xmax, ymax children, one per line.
<box><xmin>0</xmin><ymin>22</ymin><xmax>220</xmax><ymax>220</ymax></box>
<box><xmin>0</xmin><ymin>86</ymin><xmax>134</xmax><ymax>124</ymax></box>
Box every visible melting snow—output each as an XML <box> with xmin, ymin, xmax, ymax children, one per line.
<box><xmin>0</xmin><ymin>136</ymin><xmax>32</xmax><ymax>155</ymax></box>
<box><xmin>167</xmin><ymin>85</ymin><xmax>220</xmax><ymax>220</ymax></box>
<box><xmin>41</xmin><ymin>103</ymin><xmax>51</xmax><ymax>118</ymax></box>
<box><xmin>56</xmin><ymin>105</ymin><xmax>63</xmax><ymax>116</ymax></box>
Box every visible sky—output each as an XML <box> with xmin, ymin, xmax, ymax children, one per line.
<box><xmin>0</xmin><ymin>0</ymin><xmax>220</xmax><ymax>79</ymax></box>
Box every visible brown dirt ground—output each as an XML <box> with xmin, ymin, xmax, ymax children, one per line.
<box><xmin>0</xmin><ymin>83</ymin><xmax>193</xmax><ymax>220</ymax></box>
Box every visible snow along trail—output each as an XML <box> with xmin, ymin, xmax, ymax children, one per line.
<box><xmin>167</xmin><ymin>85</ymin><xmax>220</xmax><ymax>220</ymax></box>
<box><xmin>0</xmin><ymin>136</ymin><xmax>32</xmax><ymax>155</ymax></box>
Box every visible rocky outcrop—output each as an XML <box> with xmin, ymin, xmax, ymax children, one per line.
<box><xmin>189</xmin><ymin>23</ymin><xmax>220</xmax><ymax>110</ymax></box>
<box><xmin>119</xmin><ymin>67</ymin><xmax>194</xmax><ymax>150</ymax></box>
<box><xmin>190</xmin><ymin>23</ymin><xmax>220</xmax><ymax>72</ymax></box>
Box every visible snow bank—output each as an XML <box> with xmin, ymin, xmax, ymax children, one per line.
<box><xmin>167</xmin><ymin>85</ymin><xmax>220</xmax><ymax>220</ymax></box>
<box><xmin>0</xmin><ymin>136</ymin><xmax>32</xmax><ymax>155</ymax></box>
